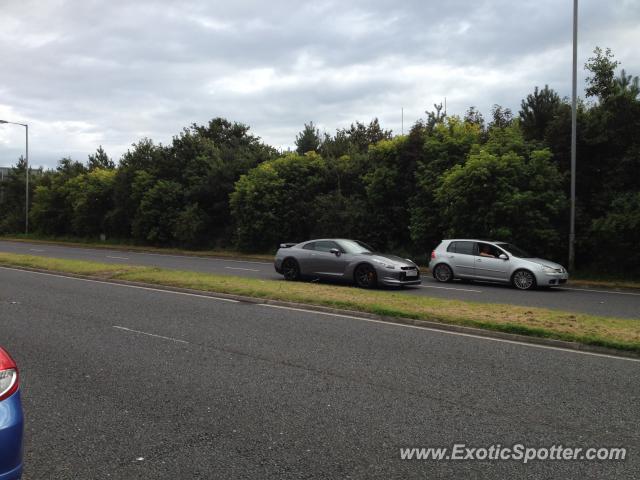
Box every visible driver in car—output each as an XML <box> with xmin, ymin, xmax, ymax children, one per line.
<box><xmin>479</xmin><ymin>244</ymin><xmax>496</xmax><ymax>258</ymax></box>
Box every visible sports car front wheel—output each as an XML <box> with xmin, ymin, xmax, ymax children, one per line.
<box><xmin>354</xmin><ymin>264</ymin><xmax>377</xmax><ymax>289</ymax></box>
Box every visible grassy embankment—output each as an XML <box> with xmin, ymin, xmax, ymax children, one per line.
<box><xmin>0</xmin><ymin>252</ymin><xmax>638</xmax><ymax>354</ymax></box>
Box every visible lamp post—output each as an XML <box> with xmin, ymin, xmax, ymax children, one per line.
<box><xmin>0</xmin><ymin>120</ymin><xmax>29</xmax><ymax>234</ymax></box>
<box><xmin>569</xmin><ymin>0</ymin><xmax>578</xmax><ymax>271</ymax></box>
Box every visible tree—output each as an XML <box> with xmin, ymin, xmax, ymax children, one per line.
<box><xmin>106</xmin><ymin>118</ymin><xmax>276</xmax><ymax>245</ymax></box>
<box><xmin>589</xmin><ymin>192</ymin><xmax>640</xmax><ymax>273</ymax></box>
<box><xmin>362</xmin><ymin>138</ymin><xmax>410</xmax><ymax>249</ymax></box>
<box><xmin>0</xmin><ymin>156</ymin><xmax>37</xmax><ymax>234</ymax></box>
<box><xmin>425</xmin><ymin>103</ymin><xmax>446</xmax><ymax>130</ymax></box>
<box><xmin>488</xmin><ymin>105</ymin><xmax>513</xmax><ymax>129</ymax></box>
<box><xmin>230</xmin><ymin>152</ymin><xmax>329</xmax><ymax>251</ymax></box>
<box><xmin>295</xmin><ymin>122</ymin><xmax>321</xmax><ymax>155</ymax></box>
<box><xmin>483</xmin><ymin>120</ymin><xmax>527</xmax><ymax>157</ymax></box>
<box><xmin>108</xmin><ymin>138</ymin><xmax>164</xmax><ymax>238</ymax></box>
<box><xmin>519</xmin><ymin>85</ymin><xmax>562</xmax><ymax>141</ymax></box>
<box><xmin>30</xmin><ymin>158</ymin><xmax>86</xmax><ymax>236</ymax></box>
<box><xmin>132</xmin><ymin>180</ymin><xmax>183</xmax><ymax>244</ymax></box>
<box><xmin>67</xmin><ymin>169</ymin><xmax>116</xmax><ymax>236</ymax></box>
<box><xmin>173</xmin><ymin>203</ymin><xmax>209</xmax><ymax>246</ymax></box>
<box><xmin>410</xmin><ymin>117</ymin><xmax>482</xmax><ymax>251</ymax></box>
<box><xmin>57</xmin><ymin>157</ymin><xmax>86</xmax><ymax>177</ymax></box>
<box><xmin>87</xmin><ymin>145</ymin><xmax>115</xmax><ymax>170</ymax></box>
<box><xmin>585</xmin><ymin>47</ymin><xmax>619</xmax><ymax>101</ymax></box>
<box><xmin>613</xmin><ymin>69</ymin><xmax>640</xmax><ymax>99</ymax></box>
<box><xmin>464</xmin><ymin>106</ymin><xmax>485</xmax><ymax>130</ymax></box>
<box><xmin>320</xmin><ymin>119</ymin><xmax>392</xmax><ymax>158</ymax></box>
<box><xmin>435</xmin><ymin>146</ymin><xmax>565</xmax><ymax>259</ymax></box>
<box><xmin>173</xmin><ymin>118</ymin><xmax>277</xmax><ymax>244</ymax></box>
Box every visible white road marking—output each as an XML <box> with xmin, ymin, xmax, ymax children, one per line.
<box><xmin>0</xmin><ymin>266</ymin><xmax>239</xmax><ymax>302</ymax></box>
<box><xmin>29</xmin><ymin>248</ymin><xmax>45</xmax><ymax>252</ymax></box>
<box><xmin>113</xmin><ymin>326</ymin><xmax>189</xmax><ymax>344</ymax></box>
<box><xmin>560</xmin><ymin>287</ymin><xmax>640</xmax><ymax>297</ymax></box>
<box><xmin>418</xmin><ymin>284</ymin><xmax>482</xmax><ymax>293</ymax></box>
<box><xmin>225</xmin><ymin>266</ymin><xmax>260</xmax><ymax>272</ymax></box>
<box><xmin>260</xmin><ymin>304</ymin><xmax>640</xmax><ymax>363</ymax></box>
<box><xmin>106</xmin><ymin>255</ymin><xmax>129</xmax><ymax>260</ymax></box>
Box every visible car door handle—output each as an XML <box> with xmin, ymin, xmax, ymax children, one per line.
<box><xmin>447</xmin><ymin>255</ymin><xmax>454</xmax><ymax>258</ymax></box>
<box><xmin>476</xmin><ymin>259</ymin><xmax>482</xmax><ymax>262</ymax></box>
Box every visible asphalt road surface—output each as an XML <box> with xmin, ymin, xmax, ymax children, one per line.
<box><xmin>1</xmin><ymin>267</ymin><xmax>638</xmax><ymax>479</ymax></box>
<box><xmin>0</xmin><ymin>240</ymin><xmax>639</xmax><ymax>319</ymax></box>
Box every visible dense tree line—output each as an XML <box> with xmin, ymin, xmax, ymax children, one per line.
<box><xmin>1</xmin><ymin>48</ymin><xmax>638</xmax><ymax>273</ymax></box>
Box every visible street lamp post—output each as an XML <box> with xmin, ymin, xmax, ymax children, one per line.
<box><xmin>569</xmin><ymin>0</ymin><xmax>578</xmax><ymax>271</ymax></box>
<box><xmin>0</xmin><ymin>119</ymin><xmax>29</xmax><ymax>234</ymax></box>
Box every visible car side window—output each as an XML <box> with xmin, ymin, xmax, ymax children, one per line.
<box><xmin>454</xmin><ymin>241</ymin><xmax>476</xmax><ymax>255</ymax></box>
<box><xmin>447</xmin><ymin>242</ymin><xmax>457</xmax><ymax>253</ymax></box>
<box><xmin>314</xmin><ymin>241</ymin><xmax>338</xmax><ymax>252</ymax></box>
<box><xmin>302</xmin><ymin>242</ymin><xmax>316</xmax><ymax>250</ymax></box>
<box><xmin>477</xmin><ymin>242</ymin><xmax>501</xmax><ymax>258</ymax></box>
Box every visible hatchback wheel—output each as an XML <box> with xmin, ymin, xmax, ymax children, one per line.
<box><xmin>281</xmin><ymin>258</ymin><xmax>300</xmax><ymax>281</ymax></box>
<box><xmin>354</xmin><ymin>264</ymin><xmax>377</xmax><ymax>288</ymax></box>
<box><xmin>512</xmin><ymin>269</ymin><xmax>536</xmax><ymax>290</ymax></box>
<box><xmin>433</xmin><ymin>264</ymin><xmax>453</xmax><ymax>283</ymax></box>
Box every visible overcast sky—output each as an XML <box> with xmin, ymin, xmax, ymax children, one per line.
<box><xmin>1</xmin><ymin>0</ymin><xmax>639</xmax><ymax>168</ymax></box>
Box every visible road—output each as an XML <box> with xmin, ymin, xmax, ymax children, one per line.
<box><xmin>0</xmin><ymin>240</ymin><xmax>639</xmax><ymax>319</ymax></box>
<box><xmin>0</xmin><ymin>267</ymin><xmax>638</xmax><ymax>479</ymax></box>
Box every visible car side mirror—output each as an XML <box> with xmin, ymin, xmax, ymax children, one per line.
<box><xmin>499</xmin><ymin>253</ymin><xmax>508</xmax><ymax>260</ymax></box>
<box><xmin>330</xmin><ymin>248</ymin><xmax>341</xmax><ymax>256</ymax></box>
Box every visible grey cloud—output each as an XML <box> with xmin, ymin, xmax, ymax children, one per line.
<box><xmin>0</xmin><ymin>0</ymin><xmax>638</xmax><ymax>168</ymax></box>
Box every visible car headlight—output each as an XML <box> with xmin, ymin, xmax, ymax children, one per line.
<box><xmin>372</xmin><ymin>259</ymin><xmax>396</xmax><ymax>269</ymax></box>
<box><xmin>542</xmin><ymin>266</ymin><xmax>558</xmax><ymax>273</ymax></box>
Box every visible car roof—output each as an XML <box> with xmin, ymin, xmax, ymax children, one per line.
<box><xmin>442</xmin><ymin>239</ymin><xmax>506</xmax><ymax>244</ymax></box>
<box><xmin>302</xmin><ymin>238</ymin><xmax>355</xmax><ymax>243</ymax></box>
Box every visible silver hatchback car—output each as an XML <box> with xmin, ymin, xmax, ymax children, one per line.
<box><xmin>429</xmin><ymin>239</ymin><xmax>568</xmax><ymax>290</ymax></box>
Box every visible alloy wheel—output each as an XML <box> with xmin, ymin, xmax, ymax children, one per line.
<box><xmin>355</xmin><ymin>264</ymin><xmax>377</xmax><ymax>288</ymax></box>
<box><xmin>512</xmin><ymin>270</ymin><xmax>535</xmax><ymax>290</ymax></box>
<box><xmin>434</xmin><ymin>264</ymin><xmax>453</xmax><ymax>282</ymax></box>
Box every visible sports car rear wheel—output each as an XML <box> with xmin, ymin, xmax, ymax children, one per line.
<box><xmin>282</xmin><ymin>258</ymin><xmax>300</xmax><ymax>281</ymax></box>
<box><xmin>354</xmin><ymin>264</ymin><xmax>377</xmax><ymax>288</ymax></box>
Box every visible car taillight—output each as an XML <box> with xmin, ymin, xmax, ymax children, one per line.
<box><xmin>0</xmin><ymin>347</ymin><xmax>19</xmax><ymax>401</ymax></box>
<box><xmin>430</xmin><ymin>250</ymin><xmax>436</xmax><ymax>259</ymax></box>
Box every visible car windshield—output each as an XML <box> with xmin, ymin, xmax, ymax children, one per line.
<box><xmin>496</xmin><ymin>243</ymin><xmax>533</xmax><ymax>258</ymax></box>
<box><xmin>339</xmin><ymin>239</ymin><xmax>373</xmax><ymax>254</ymax></box>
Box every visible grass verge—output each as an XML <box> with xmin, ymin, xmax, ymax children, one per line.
<box><xmin>0</xmin><ymin>252</ymin><xmax>639</xmax><ymax>354</ymax></box>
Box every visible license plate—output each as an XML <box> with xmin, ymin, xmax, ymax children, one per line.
<box><xmin>405</xmin><ymin>270</ymin><xmax>418</xmax><ymax>277</ymax></box>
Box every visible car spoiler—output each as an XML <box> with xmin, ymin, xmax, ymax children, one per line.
<box><xmin>279</xmin><ymin>242</ymin><xmax>297</xmax><ymax>249</ymax></box>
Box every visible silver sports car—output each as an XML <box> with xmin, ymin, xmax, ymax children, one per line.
<box><xmin>274</xmin><ymin>239</ymin><xmax>421</xmax><ymax>288</ymax></box>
